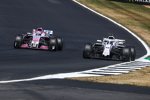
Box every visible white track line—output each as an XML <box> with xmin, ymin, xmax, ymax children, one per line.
<box><xmin>72</xmin><ymin>0</ymin><xmax>150</xmax><ymax>60</ymax></box>
<box><xmin>0</xmin><ymin>0</ymin><xmax>150</xmax><ymax>84</ymax></box>
<box><xmin>0</xmin><ymin>72</ymin><xmax>99</xmax><ymax>84</ymax></box>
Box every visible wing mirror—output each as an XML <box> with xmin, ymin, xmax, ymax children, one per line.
<box><xmin>97</xmin><ymin>40</ymin><xmax>102</xmax><ymax>43</ymax></box>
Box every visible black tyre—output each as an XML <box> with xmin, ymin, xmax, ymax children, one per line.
<box><xmin>14</xmin><ymin>41</ymin><xmax>22</xmax><ymax>48</ymax></box>
<box><xmin>56</xmin><ymin>37</ymin><xmax>63</xmax><ymax>51</ymax></box>
<box><xmin>130</xmin><ymin>47</ymin><xmax>136</xmax><ymax>61</ymax></box>
<box><xmin>49</xmin><ymin>38</ymin><xmax>57</xmax><ymax>51</ymax></box>
<box><xmin>83</xmin><ymin>43</ymin><xmax>92</xmax><ymax>58</ymax></box>
<box><xmin>122</xmin><ymin>48</ymin><xmax>130</xmax><ymax>61</ymax></box>
<box><xmin>14</xmin><ymin>35</ymin><xmax>23</xmax><ymax>49</ymax></box>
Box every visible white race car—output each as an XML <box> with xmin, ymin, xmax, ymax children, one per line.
<box><xmin>14</xmin><ymin>27</ymin><xmax>63</xmax><ymax>51</ymax></box>
<box><xmin>83</xmin><ymin>36</ymin><xmax>136</xmax><ymax>61</ymax></box>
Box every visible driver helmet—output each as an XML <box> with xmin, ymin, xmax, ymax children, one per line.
<box><xmin>36</xmin><ymin>27</ymin><xmax>43</xmax><ymax>35</ymax></box>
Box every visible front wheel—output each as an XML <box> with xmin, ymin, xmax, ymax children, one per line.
<box><xmin>14</xmin><ymin>41</ymin><xmax>22</xmax><ymax>48</ymax></box>
<box><xmin>48</xmin><ymin>38</ymin><xmax>57</xmax><ymax>51</ymax></box>
<box><xmin>122</xmin><ymin>48</ymin><xmax>130</xmax><ymax>62</ymax></box>
<box><xmin>83</xmin><ymin>43</ymin><xmax>92</xmax><ymax>59</ymax></box>
<box><xmin>14</xmin><ymin>35</ymin><xmax>23</xmax><ymax>49</ymax></box>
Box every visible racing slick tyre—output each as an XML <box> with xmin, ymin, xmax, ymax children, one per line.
<box><xmin>130</xmin><ymin>47</ymin><xmax>136</xmax><ymax>61</ymax></box>
<box><xmin>49</xmin><ymin>38</ymin><xmax>57</xmax><ymax>51</ymax></box>
<box><xmin>56</xmin><ymin>37</ymin><xmax>63</xmax><ymax>51</ymax></box>
<box><xmin>122</xmin><ymin>48</ymin><xmax>130</xmax><ymax>62</ymax></box>
<box><xmin>14</xmin><ymin>35</ymin><xmax>23</xmax><ymax>49</ymax></box>
<box><xmin>83</xmin><ymin>43</ymin><xmax>92</xmax><ymax>59</ymax></box>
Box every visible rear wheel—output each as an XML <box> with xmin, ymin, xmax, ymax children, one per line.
<box><xmin>56</xmin><ymin>37</ymin><xmax>63</xmax><ymax>51</ymax></box>
<box><xmin>130</xmin><ymin>47</ymin><xmax>136</xmax><ymax>61</ymax></box>
<box><xmin>83</xmin><ymin>43</ymin><xmax>93</xmax><ymax>59</ymax></box>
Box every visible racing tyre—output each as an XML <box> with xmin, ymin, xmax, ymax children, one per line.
<box><xmin>83</xmin><ymin>43</ymin><xmax>92</xmax><ymax>59</ymax></box>
<box><xmin>14</xmin><ymin>41</ymin><xmax>22</xmax><ymax>48</ymax></box>
<box><xmin>56</xmin><ymin>37</ymin><xmax>63</xmax><ymax>51</ymax></box>
<box><xmin>14</xmin><ymin>35</ymin><xmax>23</xmax><ymax>49</ymax></box>
<box><xmin>130</xmin><ymin>47</ymin><xmax>136</xmax><ymax>61</ymax></box>
<box><xmin>122</xmin><ymin>48</ymin><xmax>130</xmax><ymax>61</ymax></box>
<box><xmin>49</xmin><ymin>38</ymin><xmax>57</xmax><ymax>51</ymax></box>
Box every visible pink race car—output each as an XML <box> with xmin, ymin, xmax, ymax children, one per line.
<box><xmin>14</xmin><ymin>27</ymin><xmax>63</xmax><ymax>51</ymax></box>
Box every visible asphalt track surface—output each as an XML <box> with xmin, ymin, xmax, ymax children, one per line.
<box><xmin>0</xmin><ymin>0</ymin><xmax>149</xmax><ymax>99</ymax></box>
<box><xmin>0</xmin><ymin>79</ymin><xmax>150</xmax><ymax>100</ymax></box>
<box><xmin>0</xmin><ymin>0</ymin><xmax>146</xmax><ymax>80</ymax></box>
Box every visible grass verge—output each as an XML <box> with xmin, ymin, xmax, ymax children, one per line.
<box><xmin>71</xmin><ymin>0</ymin><xmax>150</xmax><ymax>87</ymax></box>
<box><xmin>71</xmin><ymin>67</ymin><xmax>150</xmax><ymax>87</ymax></box>
<box><xmin>77</xmin><ymin>0</ymin><xmax>150</xmax><ymax>45</ymax></box>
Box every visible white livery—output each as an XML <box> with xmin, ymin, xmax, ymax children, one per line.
<box><xmin>83</xmin><ymin>36</ymin><xmax>136</xmax><ymax>61</ymax></box>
